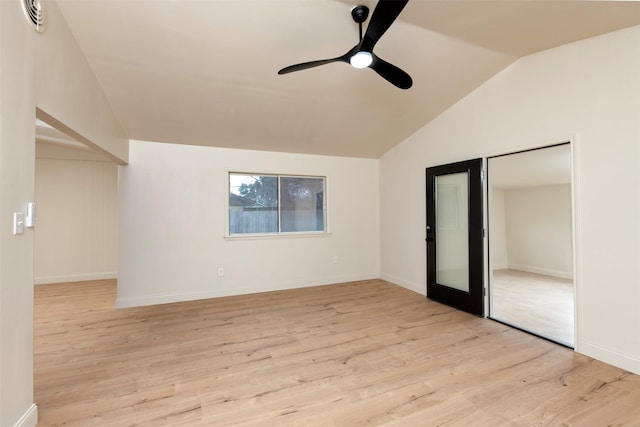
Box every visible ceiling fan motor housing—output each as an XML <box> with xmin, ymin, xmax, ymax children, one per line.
<box><xmin>351</xmin><ymin>5</ymin><xmax>369</xmax><ymax>24</ymax></box>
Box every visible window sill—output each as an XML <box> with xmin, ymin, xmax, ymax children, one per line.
<box><xmin>224</xmin><ymin>231</ymin><xmax>332</xmax><ymax>241</ymax></box>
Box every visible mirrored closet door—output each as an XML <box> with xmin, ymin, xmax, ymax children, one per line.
<box><xmin>488</xmin><ymin>143</ymin><xmax>574</xmax><ymax>347</ymax></box>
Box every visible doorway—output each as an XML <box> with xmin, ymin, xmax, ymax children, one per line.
<box><xmin>487</xmin><ymin>143</ymin><xmax>574</xmax><ymax>347</ymax></box>
<box><xmin>34</xmin><ymin>118</ymin><xmax>118</xmax><ymax>285</ymax></box>
<box><xmin>426</xmin><ymin>158</ymin><xmax>484</xmax><ymax>316</ymax></box>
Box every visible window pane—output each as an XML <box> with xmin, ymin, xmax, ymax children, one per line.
<box><xmin>435</xmin><ymin>172</ymin><xmax>469</xmax><ymax>292</ymax></box>
<box><xmin>280</xmin><ymin>177</ymin><xmax>325</xmax><ymax>232</ymax></box>
<box><xmin>229</xmin><ymin>174</ymin><xmax>278</xmax><ymax>234</ymax></box>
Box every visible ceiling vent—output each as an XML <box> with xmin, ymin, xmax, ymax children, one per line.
<box><xmin>21</xmin><ymin>0</ymin><xmax>46</xmax><ymax>33</ymax></box>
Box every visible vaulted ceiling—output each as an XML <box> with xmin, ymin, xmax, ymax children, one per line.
<box><xmin>53</xmin><ymin>0</ymin><xmax>640</xmax><ymax>158</ymax></box>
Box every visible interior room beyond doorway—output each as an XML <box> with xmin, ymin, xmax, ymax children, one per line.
<box><xmin>488</xmin><ymin>143</ymin><xmax>574</xmax><ymax>347</ymax></box>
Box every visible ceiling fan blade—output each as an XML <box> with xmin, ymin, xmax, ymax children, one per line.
<box><xmin>360</xmin><ymin>0</ymin><xmax>409</xmax><ymax>52</ymax></box>
<box><xmin>278</xmin><ymin>54</ymin><xmax>349</xmax><ymax>75</ymax></box>
<box><xmin>370</xmin><ymin>54</ymin><xmax>412</xmax><ymax>89</ymax></box>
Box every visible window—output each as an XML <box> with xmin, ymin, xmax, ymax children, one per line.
<box><xmin>229</xmin><ymin>173</ymin><xmax>326</xmax><ymax>235</ymax></box>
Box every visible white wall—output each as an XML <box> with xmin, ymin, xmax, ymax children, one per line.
<box><xmin>35</xmin><ymin>151</ymin><xmax>118</xmax><ymax>284</ymax></box>
<box><xmin>117</xmin><ymin>140</ymin><xmax>380</xmax><ymax>307</ymax></box>
<box><xmin>489</xmin><ymin>188</ymin><xmax>508</xmax><ymax>270</ymax></box>
<box><xmin>0</xmin><ymin>1</ymin><xmax>127</xmax><ymax>425</ymax></box>
<box><xmin>380</xmin><ymin>26</ymin><xmax>640</xmax><ymax>373</ymax></box>
<box><xmin>0</xmin><ymin>4</ymin><xmax>37</xmax><ymax>425</ymax></box>
<box><xmin>504</xmin><ymin>184</ymin><xmax>572</xmax><ymax>279</ymax></box>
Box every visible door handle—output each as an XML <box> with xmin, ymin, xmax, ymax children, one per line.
<box><xmin>426</xmin><ymin>225</ymin><xmax>433</xmax><ymax>242</ymax></box>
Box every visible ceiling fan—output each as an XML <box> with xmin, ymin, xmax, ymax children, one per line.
<box><xmin>278</xmin><ymin>0</ymin><xmax>412</xmax><ymax>90</ymax></box>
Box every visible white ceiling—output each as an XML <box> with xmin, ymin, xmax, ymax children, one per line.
<box><xmin>54</xmin><ymin>0</ymin><xmax>640</xmax><ymax>158</ymax></box>
<box><xmin>489</xmin><ymin>144</ymin><xmax>571</xmax><ymax>189</ymax></box>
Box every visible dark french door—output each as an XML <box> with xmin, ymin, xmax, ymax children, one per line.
<box><xmin>426</xmin><ymin>158</ymin><xmax>484</xmax><ymax>315</ymax></box>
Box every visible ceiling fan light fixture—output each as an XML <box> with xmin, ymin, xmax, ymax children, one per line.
<box><xmin>350</xmin><ymin>51</ymin><xmax>373</xmax><ymax>69</ymax></box>
<box><xmin>278</xmin><ymin>1</ymin><xmax>412</xmax><ymax>89</ymax></box>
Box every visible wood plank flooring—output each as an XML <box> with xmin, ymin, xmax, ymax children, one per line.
<box><xmin>491</xmin><ymin>269</ymin><xmax>574</xmax><ymax>346</ymax></box>
<box><xmin>34</xmin><ymin>279</ymin><xmax>640</xmax><ymax>426</ymax></box>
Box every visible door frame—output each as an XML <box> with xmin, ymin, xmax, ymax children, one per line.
<box><xmin>426</xmin><ymin>158</ymin><xmax>484</xmax><ymax>316</ymax></box>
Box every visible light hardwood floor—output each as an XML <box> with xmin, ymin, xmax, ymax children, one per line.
<box><xmin>491</xmin><ymin>269</ymin><xmax>574</xmax><ymax>346</ymax></box>
<box><xmin>35</xmin><ymin>279</ymin><xmax>640</xmax><ymax>426</ymax></box>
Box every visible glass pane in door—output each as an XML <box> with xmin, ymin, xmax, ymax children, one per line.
<box><xmin>435</xmin><ymin>172</ymin><xmax>469</xmax><ymax>292</ymax></box>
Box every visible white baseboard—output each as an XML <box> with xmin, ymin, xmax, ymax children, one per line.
<box><xmin>116</xmin><ymin>274</ymin><xmax>379</xmax><ymax>308</ymax></box>
<box><xmin>578</xmin><ymin>340</ymin><xmax>640</xmax><ymax>375</ymax></box>
<box><xmin>13</xmin><ymin>404</ymin><xmax>37</xmax><ymax>427</ymax></box>
<box><xmin>508</xmin><ymin>264</ymin><xmax>573</xmax><ymax>280</ymax></box>
<box><xmin>380</xmin><ymin>273</ymin><xmax>425</xmax><ymax>296</ymax></box>
<box><xmin>35</xmin><ymin>272</ymin><xmax>117</xmax><ymax>285</ymax></box>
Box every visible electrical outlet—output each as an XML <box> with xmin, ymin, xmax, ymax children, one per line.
<box><xmin>218</xmin><ymin>268</ymin><xmax>224</xmax><ymax>277</ymax></box>
<box><xmin>333</xmin><ymin>256</ymin><xmax>339</xmax><ymax>264</ymax></box>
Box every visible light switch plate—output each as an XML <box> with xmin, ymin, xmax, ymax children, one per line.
<box><xmin>13</xmin><ymin>212</ymin><xmax>25</xmax><ymax>235</ymax></box>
